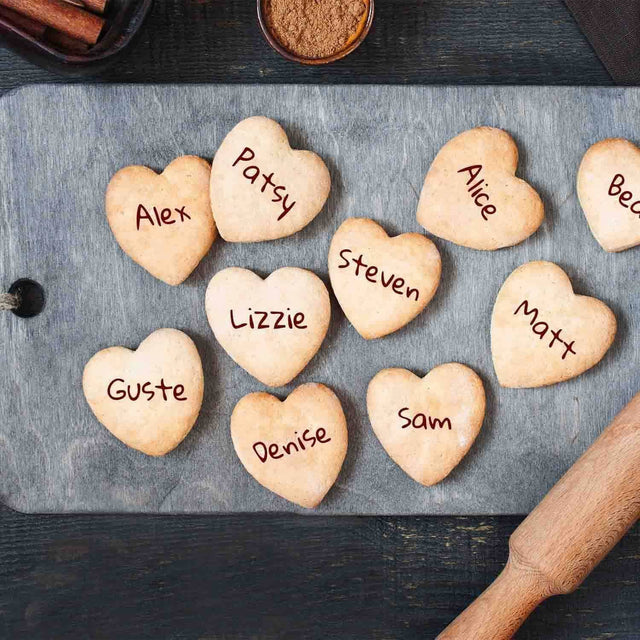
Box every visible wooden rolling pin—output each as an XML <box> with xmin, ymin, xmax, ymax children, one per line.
<box><xmin>438</xmin><ymin>391</ymin><xmax>640</xmax><ymax>640</ymax></box>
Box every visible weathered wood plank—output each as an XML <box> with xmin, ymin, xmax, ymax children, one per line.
<box><xmin>0</xmin><ymin>507</ymin><xmax>637</xmax><ymax>638</ymax></box>
<box><xmin>0</xmin><ymin>0</ymin><xmax>609</xmax><ymax>91</ymax></box>
<box><xmin>2</xmin><ymin>85</ymin><xmax>639</xmax><ymax>516</ymax></box>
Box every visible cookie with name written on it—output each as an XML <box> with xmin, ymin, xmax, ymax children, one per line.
<box><xmin>231</xmin><ymin>383</ymin><xmax>348</xmax><ymax>509</ymax></box>
<box><xmin>416</xmin><ymin>127</ymin><xmax>544</xmax><ymax>251</ymax></box>
<box><xmin>106</xmin><ymin>156</ymin><xmax>216</xmax><ymax>286</ymax></box>
<box><xmin>205</xmin><ymin>267</ymin><xmax>331</xmax><ymax>387</ymax></box>
<box><xmin>210</xmin><ymin>116</ymin><xmax>331</xmax><ymax>242</ymax></box>
<box><xmin>491</xmin><ymin>261</ymin><xmax>616</xmax><ymax>388</ymax></box>
<box><xmin>367</xmin><ymin>364</ymin><xmax>485</xmax><ymax>486</ymax></box>
<box><xmin>82</xmin><ymin>328</ymin><xmax>204</xmax><ymax>456</ymax></box>
<box><xmin>328</xmin><ymin>217</ymin><xmax>441</xmax><ymax>339</ymax></box>
<box><xmin>577</xmin><ymin>138</ymin><xmax>640</xmax><ymax>252</ymax></box>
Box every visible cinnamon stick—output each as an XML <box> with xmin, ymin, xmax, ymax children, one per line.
<box><xmin>61</xmin><ymin>0</ymin><xmax>109</xmax><ymax>16</ymax></box>
<box><xmin>0</xmin><ymin>6</ymin><xmax>46</xmax><ymax>37</ymax></box>
<box><xmin>0</xmin><ymin>0</ymin><xmax>104</xmax><ymax>44</ymax></box>
<box><xmin>45</xmin><ymin>28</ymin><xmax>90</xmax><ymax>53</ymax></box>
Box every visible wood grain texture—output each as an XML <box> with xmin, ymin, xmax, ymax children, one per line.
<box><xmin>439</xmin><ymin>562</ymin><xmax>552</xmax><ymax>640</ymax></box>
<box><xmin>0</xmin><ymin>0</ymin><xmax>610</xmax><ymax>91</ymax></box>
<box><xmin>3</xmin><ymin>85</ymin><xmax>640</xmax><ymax>516</ymax></box>
<box><xmin>0</xmin><ymin>506</ymin><xmax>637</xmax><ymax>639</ymax></box>
<box><xmin>0</xmin><ymin>1</ymin><xmax>636</xmax><ymax>638</ymax></box>
<box><xmin>512</xmin><ymin>393</ymin><xmax>640</xmax><ymax>594</ymax></box>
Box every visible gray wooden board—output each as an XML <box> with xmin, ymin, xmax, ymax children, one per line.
<box><xmin>0</xmin><ymin>84</ymin><xmax>637</xmax><ymax>515</ymax></box>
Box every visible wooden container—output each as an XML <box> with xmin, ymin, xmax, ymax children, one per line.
<box><xmin>0</xmin><ymin>0</ymin><xmax>152</xmax><ymax>74</ymax></box>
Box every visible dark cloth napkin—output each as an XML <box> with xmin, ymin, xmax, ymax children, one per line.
<box><xmin>565</xmin><ymin>0</ymin><xmax>640</xmax><ymax>84</ymax></box>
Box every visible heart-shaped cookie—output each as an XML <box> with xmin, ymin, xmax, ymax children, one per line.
<box><xmin>328</xmin><ymin>217</ymin><xmax>441</xmax><ymax>339</ymax></box>
<box><xmin>491</xmin><ymin>261</ymin><xmax>616</xmax><ymax>388</ymax></box>
<box><xmin>231</xmin><ymin>383</ymin><xmax>348</xmax><ymax>508</ymax></box>
<box><xmin>367</xmin><ymin>363</ymin><xmax>485</xmax><ymax>486</ymax></box>
<box><xmin>416</xmin><ymin>127</ymin><xmax>544</xmax><ymax>250</ymax></box>
<box><xmin>206</xmin><ymin>267</ymin><xmax>331</xmax><ymax>387</ymax></box>
<box><xmin>106</xmin><ymin>156</ymin><xmax>216</xmax><ymax>286</ymax></box>
<box><xmin>577</xmin><ymin>138</ymin><xmax>640</xmax><ymax>252</ymax></box>
<box><xmin>83</xmin><ymin>328</ymin><xmax>204</xmax><ymax>456</ymax></box>
<box><xmin>210</xmin><ymin>116</ymin><xmax>331</xmax><ymax>242</ymax></box>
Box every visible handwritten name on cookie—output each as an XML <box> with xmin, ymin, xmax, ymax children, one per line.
<box><xmin>232</xmin><ymin>147</ymin><xmax>296</xmax><ymax>221</ymax></box>
<box><xmin>107</xmin><ymin>377</ymin><xmax>188</xmax><ymax>402</ymax></box>
<box><xmin>608</xmin><ymin>174</ymin><xmax>640</xmax><ymax>217</ymax></box>
<box><xmin>398</xmin><ymin>407</ymin><xmax>452</xmax><ymax>430</ymax></box>
<box><xmin>252</xmin><ymin>427</ymin><xmax>332</xmax><ymax>463</ymax></box>
<box><xmin>229</xmin><ymin>308</ymin><xmax>308</xmax><ymax>330</ymax></box>
<box><xmin>136</xmin><ymin>204</ymin><xmax>191</xmax><ymax>230</ymax></box>
<box><xmin>337</xmin><ymin>249</ymin><xmax>420</xmax><ymax>301</ymax></box>
<box><xmin>514</xmin><ymin>299</ymin><xmax>576</xmax><ymax>359</ymax></box>
<box><xmin>458</xmin><ymin>164</ymin><xmax>497</xmax><ymax>221</ymax></box>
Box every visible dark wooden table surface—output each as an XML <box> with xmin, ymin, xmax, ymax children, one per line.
<box><xmin>0</xmin><ymin>1</ymin><xmax>638</xmax><ymax>639</ymax></box>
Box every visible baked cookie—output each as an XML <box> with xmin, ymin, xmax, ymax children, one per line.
<box><xmin>83</xmin><ymin>328</ymin><xmax>204</xmax><ymax>456</ymax></box>
<box><xmin>491</xmin><ymin>261</ymin><xmax>616</xmax><ymax>388</ymax></box>
<box><xmin>417</xmin><ymin>127</ymin><xmax>544</xmax><ymax>250</ymax></box>
<box><xmin>577</xmin><ymin>138</ymin><xmax>640</xmax><ymax>252</ymax></box>
<box><xmin>106</xmin><ymin>156</ymin><xmax>216</xmax><ymax>285</ymax></box>
<box><xmin>210</xmin><ymin>116</ymin><xmax>331</xmax><ymax>242</ymax></box>
<box><xmin>231</xmin><ymin>383</ymin><xmax>348</xmax><ymax>508</ymax></box>
<box><xmin>328</xmin><ymin>217</ymin><xmax>441</xmax><ymax>339</ymax></box>
<box><xmin>367</xmin><ymin>363</ymin><xmax>485</xmax><ymax>486</ymax></box>
<box><xmin>205</xmin><ymin>267</ymin><xmax>331</xmax><ymax>387</ymax></box>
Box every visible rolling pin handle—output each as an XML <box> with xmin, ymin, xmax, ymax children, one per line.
<box><xmin>437</xmin><ymin>556</ymin><xmax>554</xmax><ymax>640</ymax></box>
<box><xmin>438</xmin><ymin>390</ymin><xmax>640</xmax><ymax>639</ymax></box>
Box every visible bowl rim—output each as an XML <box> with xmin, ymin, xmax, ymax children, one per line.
<box><xmin>257</xmin><ymin>0</ymin><xmax>374</xmax><ymax>66</ymax></box>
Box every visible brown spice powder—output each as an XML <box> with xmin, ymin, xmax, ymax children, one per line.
<box><xmin>264</xmin><ymin>0</ymin><xmax>367</xmax><ymax>60</ymax></box>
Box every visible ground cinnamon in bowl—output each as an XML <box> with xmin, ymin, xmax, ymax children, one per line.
<box><xmin>263</xmin><ymin>0</ymin><xmax>369</xmax><ymax>61</ymax></box>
